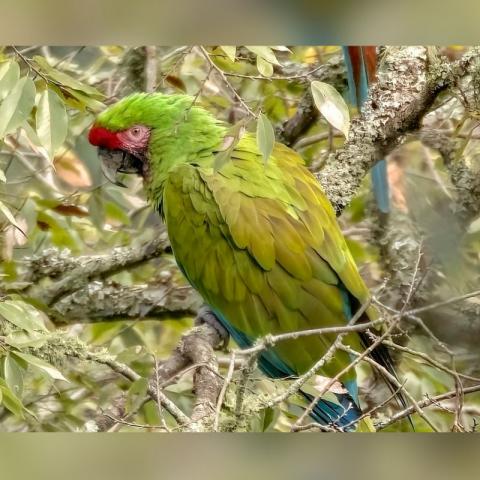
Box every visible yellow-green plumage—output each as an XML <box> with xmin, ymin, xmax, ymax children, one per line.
<box><xmin>92</xmin><ymin>93</ymin><xmax>399</xmax><ymax>429</ymax></box>
<box><xmin>163</xmin><ymin>134</ymin><xmax>370</xmax><ymax>382</ymax></box>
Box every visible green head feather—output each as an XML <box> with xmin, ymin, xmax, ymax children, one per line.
<box><xmin>96</xmin><ymin>93</ymin><xmax>226</xmax><ymax>203</ymax></box>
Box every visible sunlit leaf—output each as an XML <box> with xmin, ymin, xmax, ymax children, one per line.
<box><xmin>22</xmin><ymin>120</ymin><xmax>43</xmax><ymax>148</ymax></box>
<box><xmin>14</xmin><ymin>352</ymin><xmax>68</xmax><ymax>382</ymax></box>
<box><xmin>60</xmin><ymin>86</ymin><xmax>105</xmax><ymax>112</ymax></box>
<box><xmin>4</xmin><ymin>354</ymin><xmax>24</xmax><ymax>398</ymax></box>
<box><xmin>0</xmin><ymin>378</ymin><xmax>24</xmax><ymax>418</ymax></box>
<box><xmin>0</xmin><ymin>60</ymin><xmax>20</xmax><ymax>100</ymax></box>
<box><xmin>0</xmin><ymin>200</ymin><xmax>18</xmax><ymax>226</ymax></box>
<box><xmin>0</xmin><ymin>169</ymin><xmax>5</xmax><ymax>182</ymax></box>
<box><xmin>220</xmin><ymin>46</ymin><xmax>236</xmax><ymax>63</ymax></box>
<box><xmin>0</xmin><ymin>299</ymin><xmax>48</xmax><ymax>332</ymax></box>
<box><xmin>0</xmin><ymin>200</ymin><xmax>26</xmax><ymax>239</ymax></box>
<box><xmin>0</xmin><ymin>76</ymin><xmax>36</xmax><ymax>138</ymax></box>
<box><xmin>271</xmin><ymin>46</ymin><xmax>292</xmax><ymax>53</ymax></box>
<box><xmin>36</xmin><ymin>88</ymin><xmax>68</xmax><ymax>159</ymax></box>
<box><xmin>4</xmin><ymin>330</ymin><xmax>49</xmax><ymax>349</ymax></box>
<box><xmin>311</xmin><ymin>80</ymin><xmax>350</xmax><ymax>138</ymax></box>
<box><xmin>32</xmin><ymin>56</ymin><xmax>105</xmax><ymax>99</ymax></box>
<box><xmin>32</xmin><ymin>56</ymin><xmax>105</xmax><ymax>112</ymax></box>
<box><xmin>245</xmin><ymin>46</ymin><xmax>280</xmax><ymax>65</ymax></box>
<box><xmin>256</xmin><ymin>113</ymin><xmax>275</xmax><ymax>163</ymax></box>
<box><xmin>256</xmin><ymin>56</ymin><xmax>273</xmax><ymax>77</ymax></box>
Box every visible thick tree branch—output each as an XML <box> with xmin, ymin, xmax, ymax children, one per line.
<box><xmin>152</xmin><ymin>323</ymin><xmax>223</xmax><ymax>431</ymax></box>
<box><xmin>421</xmin><ymin>128</ymin><xmax>480</xmax><ymax>222</ymax></box>
<box><xmin>26</xmin><ymin>232</ymin><xmax>171</xmax><ymax>306</ymax></box>
<box><xmin>316</xmin><ymin>47</ymin><xmax>477</xmax><ymax>215</ymax></box>
<box><xmin>50</xmin><ymin>280</ymin><xmax>201</xmax><ymax>324</ymax></box>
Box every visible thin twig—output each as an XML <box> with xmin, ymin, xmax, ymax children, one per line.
<box><xmin>197</xmin><ymin>46</ymin><xmax>258</xmax><ymax>118</ymax></box>
<box><xmin>82</xmin><ymin>352</ymin><xmax>191</xmax><ymax>426</ymax></box>
<box><xmin>405</xmin><ymin>289</ymin><xmax>480</xmax><ymax>316</ymax></box>
<box><xmin>292</xmin><ymin>318</ymin><xmax>397</xmax><ymax>430</ymax></box>
<box><xmin>235</xmin><ymin>318</ymin><xmax>380</xmax><ymax>357</ymax></box>
<box><xmin>154</xmin><ymin>355</ymin><xmax>171</xmax><ymax>432</ymax></box>
<box><xmin>340</xmin><ymin>344</ymin><xmax>439</xmax><ymax>432</ymax></box>
<box><xmin>377</xmin><ymin>383</ymin><xmax>480</xmax><ymax>430</ymax></box>
<box><xmin>144</xmin><ymin>46</ymin><xmax>158</xmax><ymax>93</ymax></box>
<box><xmin>213</xmin><ymin>352</ymin><xmax>236</xmax><ymax>431</ymax></box>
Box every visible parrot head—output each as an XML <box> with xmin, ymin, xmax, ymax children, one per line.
<box><xmin>88</xmin><ymin>123</ymin><xmax>150</xmax><ymax>186</ymax></box>
<box><xmin>88</xmin><ymin>93</ymin><xmax>157</xmax><ymax>187</ymax></box>
<box><xmin>88</xmin><ymin>93</ymin><xmax>225</xmax><ymax>189</ymax></box>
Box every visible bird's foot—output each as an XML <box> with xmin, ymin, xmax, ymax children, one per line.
<box><xmin>195</xmin><ymin>305</ymin><xmax>230</xmax><ymax>349</ymax></box>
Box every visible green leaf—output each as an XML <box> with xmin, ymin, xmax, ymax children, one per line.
<box><xmin>0</xmin><ymin>61</ymin><xmax>20</xmax><ymax>100</ymax></box>
<box><xmin>60</xmin><ymin>86</ymin><xmax>105</xmax><ymax>113</ymax></box>
<box><xmin>262</xmin><ymin>406</ymin><xmax>276</xmax><ymax>431</ymax></box>
<box><xmin>4</xmin><ymin>354</ymin><xmax>24</xmax><ymax>398</ymax></box>
<box><xmin>0</xmin><ymin>169</ymin><xmax>6</xmax><ymax>182</ymax></box>
<box><xmin>311</xmin><ymin>80</ymin><xmax>350</xmax><ymax>138</ymax></box>
<box><xmin>22</xmin><ymin>120</ymin><xmax>42</xmax><ymax>147</ymax></box>
<box><xmin>256</xmin><ymin>113</ymin><xmax>275</xmax><ymax>163</ymax></box>
<box><xmin>126</xmin><ymin>377</ymin><xmax>148</xmax><ymax>414</ymax></box>
<box><xmin>220</xmin><ymin>46</ymin><xmax>236</xmax><ymax>63</ymax></box>
<box><xmin>256</xmin><ymin>56</ymin><xmax>273</xmax><ymax>77</ymax></box>
<box><xmin>36</xmin><ymin>88</ymin><xmax>68</xmax><ymax>159</ymax></box>
<box><xmin>0</xmin><ymin>76</ymin><xmax>36</xmax><ymax>138</ymax></box>
<box><xmin>0</xmin><ymin>300</ymin><xmax>48</xmax><ymax>332</ymax></box>
<box><xmin>0</xmin><ymin>200</ymin><xmax>21</xmax><ymax>230</ymax></box>
<box><xmin>32</xmin><ymin>56</ymin><xmax>105</xmax><ymax>99</ymax></box>
<box><xmin>105</xmin><ymin>201</ymin><xmax>131</xmax><ymax>225</ymax></box>
<box><xmin>4</xmin><ymin>330</ymin><xmax>49</xmax><ymax>349</ymax></box>
<box><xmin>245</xmin><ymin>46</ymin><xmax>280</xmax><ymax>65</ymax></box>
<box><xmin>271</xmin><ymin>46</ymin><xmax>292</xmax><ymax>53</ymax></box>
<box><xmin>0</xmin><ymin>378</ymin><xmax>24</xmax><ymax>418</ymax></box>
<box><xmin>13</xmin><ymin>352</ymin><xmax>68</xmax><ymax>382</ymax></box>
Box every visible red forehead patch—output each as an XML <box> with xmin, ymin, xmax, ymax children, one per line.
<box><xmin>88</xmin><ymin>125</ymin><xmax>122</xmax><ymax>150</ymax></box>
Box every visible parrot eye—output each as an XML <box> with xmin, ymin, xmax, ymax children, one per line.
<box><xmin>118</xmin><ymin>125</ymin><xmax>151</xmax><ymax>149</ymax></box>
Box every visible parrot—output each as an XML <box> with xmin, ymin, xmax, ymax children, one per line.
<box><xmin>343</xmin><ymin>46</ymin><xmax>390</xmax><ymax>214</ymax></box>
<box><xmin>88</xmin><ymin>92</ymin><xmax>405</xmax><ymax>430</ymax></box>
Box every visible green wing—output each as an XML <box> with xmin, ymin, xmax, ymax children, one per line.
<box><xmin>163</xmin><ymin>133</ymin><xmax>369</xmax><ymax>380</ymax></box>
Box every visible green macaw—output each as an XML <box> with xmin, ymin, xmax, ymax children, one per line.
<box><xmin>88</xmin><ymin>93</ymin><xmax>401</xmax><ymax>430</ymax></box>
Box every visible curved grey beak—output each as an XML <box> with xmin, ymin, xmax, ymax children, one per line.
<box><xmin>98</xmin><ymin>148</ymin><xmax>143</xmax><ymax>187</ymax></box>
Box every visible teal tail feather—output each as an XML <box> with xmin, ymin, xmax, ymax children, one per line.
<box><xmin>343</xmin><ymin>46</ymin><xmax>390</xmax><ymax>213</ymax></box>
<box><xmin>213</xmin><ymin>308</ymin><xmax>362</xmax><ymax>430</ymax></box>
<box><xmin>371</xmin><ymin>160</ymin><xmax>389</xmax><ymax>214</ymax></box>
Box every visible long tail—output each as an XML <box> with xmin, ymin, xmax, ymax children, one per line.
<box><xmin>214</xmin><ymin>308</ymin><xmax>362</xmax><ymax>430</ymax></box>
<box><xmin>257</xmin><ymin>346</ymin><xmax>362</xmax><ymax>431</ymax></box>
<box><xmin>343</xmin><ymin>46</ymin><xmax>390</xmax><ymax>214</ymax></box>
<box><xmin>300</xmin><ymin>390</ymin><xmax>361</xmax><ymax>431</ymax></box>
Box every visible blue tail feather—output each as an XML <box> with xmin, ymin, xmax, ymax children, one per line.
<box><xmin>211</xmin><ymin>307</ymin><xmax>362</xmax><ymax>430</ymax></box>
<box><xmin>343</xmin><ymin>46</ymin><xmax>390</xmax><ymax>213</ymax></box>
<box><xmin>371</xmin><ymin>160</ymin><xmax>389</xmax><ymax>213</ymax></box>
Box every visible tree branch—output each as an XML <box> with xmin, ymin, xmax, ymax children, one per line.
<box><xmin>50</xmin><ymin>280</ymin><xmax>201</xmax><ymax>324</ymax></box>
<box><xmin>316</xmin><ymin>47</ymin><xmax>477</xmax><ymax>215</ymax></box>
<box><xmin>26</xmin><ymin>232</ymin><xmax>171</xmax><ymax>306</ymax></box>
